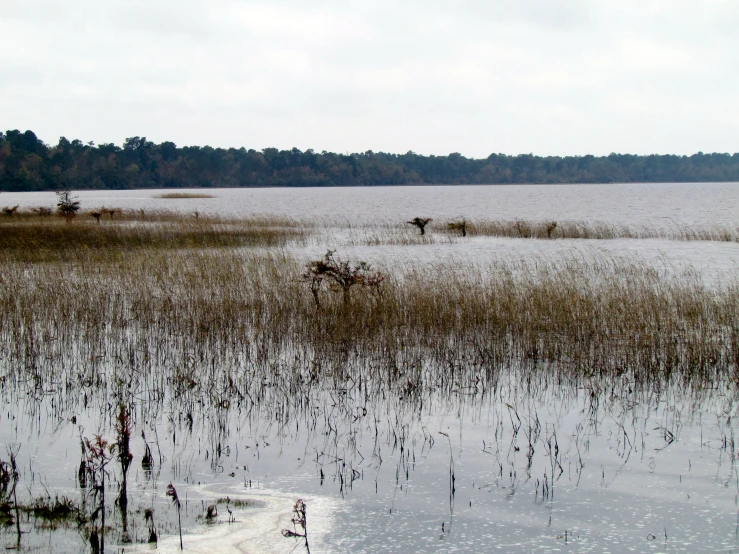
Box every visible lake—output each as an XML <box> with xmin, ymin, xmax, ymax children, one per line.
<box><xmin>0</xmin><ymin>183</ymin><xmax>738</xmax><ymax>553</ymax></box>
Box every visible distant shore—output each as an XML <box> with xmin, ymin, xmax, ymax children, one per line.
<box><xmin>2</xmin><ymin>129</ymin><xmax>739</xmax><ymax>192</ymax></box>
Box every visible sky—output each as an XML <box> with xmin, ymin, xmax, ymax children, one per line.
<box><xmin>2</xmin><ymin>0</ymin><xmax>738</xmax><ymax>158</ymax></box>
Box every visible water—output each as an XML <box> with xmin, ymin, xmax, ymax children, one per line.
<box><xmin>5</xmin><ymin>378</ymin><xmax>738</xmax><ymax>553</ymax></box>
<box><xmin>1</xmin><ymin>183</ymin><xmax>739</xmax><ymax>553</ymax></box>
<box><xmin>1</xmin><ymin>182</ymin><xmax>738</xmax><ymax>225</ymax></box>
<box><xmin>3</xmin><ymin>183</ymin><xmax>738</xmax><ymax>282</ymax></box>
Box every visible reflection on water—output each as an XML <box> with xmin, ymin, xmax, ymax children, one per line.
<box><xmin>1</xmin><ymin>363</ymin><xmax>739</xmax><ymax>553</ymax></box>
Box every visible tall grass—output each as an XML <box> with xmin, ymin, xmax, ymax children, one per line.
<box><xmin>0</xmin><ymin>222</ymin><xmax>737</xmax><ymax>550</ymax></box>
<box><xmin>0</xmin><ymin>211</ymin><xmax>307</xmax><ymax>261</ymax></box>
<box><xmin>2</xmin><ymin>209</ymin><xmax>737</xmax><ymax>255</ymax></box>
<box><xmin>435</xmin><ymin>219</ymin><xmax>739</xmax><ymax>241</ymax></box>
<box><xmin>152</xmin><ymin>192</ymin><xmax>215</xmax><ymax>199</ymax></box>
<box><xmin>1</xmin><ymin>246</ymin><xmax>736</xmax><ymax>398</ymax></box>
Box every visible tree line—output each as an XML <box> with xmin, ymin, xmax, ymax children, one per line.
<box><xmin>2</xmin><ymin>129</ymin><xmax>739</xmax><ymax>192</ymax></box>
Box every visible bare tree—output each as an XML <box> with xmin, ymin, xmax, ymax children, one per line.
<box><xmin>304</xmin><ymin>250</ymin><xmax>384</xmax><ymax>307</ymax></box>
<box><xmin>407</xmin><ymin>217</ymin><xmax>432</xmax><ymax>235</ymax></box>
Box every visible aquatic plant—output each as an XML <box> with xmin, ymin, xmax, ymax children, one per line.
<box><xmin>166</xmin><ymin>483</ymin><xmax>183</xmax><ymax>550</ymax></box>
<box><xmin>79</xmin><ymin>435</ymin><xmax>115</xmax><ymax>553</ymax></box>
<box><xmin>282</xmin><ymin>499</ymin><xmax>310</xmax><ymax>553</ymax></box>
<box><xmin>115</xmin><ymin>404</ymin><xmax>133</xmax><ymax>542</ymax></box>
<box><xmin>144</xmin><ymin>508</ymin><xmax>157</xmax><ymax>544</ymax></box>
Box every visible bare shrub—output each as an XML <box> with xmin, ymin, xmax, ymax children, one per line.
<box><xmin>407</xmin><ymin>217</ymin><xmax>432</xmax><ymax>235</ymax></box>
<box><xmin>304</xmin><ymin>250</ymin><xmax>384</xmax><ymax>306</ymax></box>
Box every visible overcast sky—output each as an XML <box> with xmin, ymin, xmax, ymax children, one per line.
<box><xmin>2</xmin><ymin>0</ymin><xmax>738</xmax><ymax>157</ymax></box>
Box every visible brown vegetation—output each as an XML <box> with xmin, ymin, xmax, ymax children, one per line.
<box><xmin>153</xmin><ymin>192</ymin><xmax>216</xmax><ymax>199</ymax></box>
<box><xmin>435</xmin><ymin>218</ymin><xmax>739</xmax><ymax>241</ymax></box>
<box><xmin>0</xmin><ymin>209</ymin><xmax>306</xmax><ymax>261</ymax></box>
<box><xmin>0</xmin><ymin>241</ymin><xmax>736</xmax><ymax>392</ymax></box>
<box><xmin>0</xmin><ymin>210</ymin><xmax>737</xmax><ymax>550</ymax></box>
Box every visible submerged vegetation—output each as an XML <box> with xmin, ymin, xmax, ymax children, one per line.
<box><xmin>0</xmin><ymin>204</ymin><xmax>738</xmax><ymax>550</ymax></box>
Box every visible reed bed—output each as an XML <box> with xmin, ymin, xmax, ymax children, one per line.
<box><xmin>1</xmin><ymin>246</ymin><xmax>736</xmax><ymax>400</ymax></box>
<box><xmin>3</xmin><ymin>209</ymin><xmax>737</xmax><ymax>259</ymax></box>
<box><xmin>152</xmin><ymin>192</ymin><xmax>216</xmax><ymax>199</ymax></box>
<box><xmin>0</xmin><ymin>229</ymin><xmax>737</xmax><ymax>551</ymax></box>
<box><xmin>432</xmin><ymin>219</ymin><xmax>739</xmax><ymax>241</ymax></box>
<box><xmin>1</xmin><ymin>211</ymin><xmax>737</xmax><ymax>411</ymax></box>
<box><xmin>0</xmin><ymin>211</ymin><xmax>308</xmax><ymax>261</ymax></box>
<box><xmin>312</xmin><ymin>218</ymin><xmax>739</xmax><ymax>246</ymax></box>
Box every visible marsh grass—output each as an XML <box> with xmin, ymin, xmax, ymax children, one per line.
<box><xmin>1</xmin><ymin>210</ymin><xmax>739</xmax><ymax>551</ymax></box>
<box><xmin>1</xmin><ymin>245</ymin><xmax>736</xmax><ymax>393</ymax></box>
<box><xmin>432</xmin><ymin>218</ymin><xmax>739</xmax><ymax>242</ymax></box>
<box><xmin>0</xmin><ymin>210</ymin><xmax>308</xmax><ymax>261</ymax></box>
<box><xmin>322</xmin><ymin>218</ymin><xmax>739</xmax><ymax>246</ymax></box>
<box><xmin>23</xmin><ymin>496</ymin><xmax>78</xmax><ymax>528</ymax></box>
<box><xmin>152</xmin><ymin>192</ymin><xmax>216</xmax><ymax>199</ymax></box>
<box><xmin>215</xmin><ymin>497</ymin><xmax>264</xmax><ymax>508</ymax></box>
<box><xmin>0</xmin><ymin>208</ymin><xmax>739</xmax><ymax>544</ymax></box>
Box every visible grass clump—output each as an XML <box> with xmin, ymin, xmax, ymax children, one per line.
<box><xmin>215</xmin><ymin>497</ymin><xmax>263</xmax><ymax>508</ymax></box>
<box><xmin>23</xmin><ymin>496</ymin><xmax>78</xmax><ymax>527</ymax></box>
<box><xmin>153</xmin><ymin>192</ymin><xmax>216</xmax><ymax>199</ymax></box>
<box><xmin>433</xmin><ymin>218</ymin><xmax>739</xmax><ymax>242</ymax></box>
<box><xmin>0</xmin><ymin>210</ymin><xmax>307</xmax><ymax>261</ymax></box>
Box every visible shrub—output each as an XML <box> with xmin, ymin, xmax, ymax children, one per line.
<box><xmin>304</xmin><ymin>250</ymin><xmax>384</xmax><ymax>306</ymax></box>
<box><xmin>56</xmin><ymin>190</ymin><xmax>81</xmax><ymax>217</ymax></box>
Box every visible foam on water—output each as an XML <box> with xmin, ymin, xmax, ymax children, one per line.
<box><xmin>124</xmin><ymin>487</ymin><xmax>334</xmax><ymax>554</ymax></box>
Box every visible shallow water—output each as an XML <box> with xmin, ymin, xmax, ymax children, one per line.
<box><xmin>1</xmin><ymin>183</ymin><xmax>739</xmax><ymax>552</ymax></box>
<box><xmin>4</xmin><ymin>183</ymin><xmax>738</xmax><ymax>282</ymax></box>
<box><xmin>3</xmin><ymin>377</ymin><xmax>738</xmax><ymax>553</ymax></box>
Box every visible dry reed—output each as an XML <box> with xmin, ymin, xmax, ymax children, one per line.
<box><xmin>152</xmin><ymin>192</ymin><xmax>216</xmax><ymax>199</ymax></box>
<box><xmin>0</xmin><ymin>210</ymin><xmax>307</xmax><ymax>261</ymax></box>
<box><xmin>434</xmin><ymin>218</ymin><xmax>739</xmax><ymax>242</ymax></box>
<box><xmin>1</xmin><ymin>245</ymin><xmax>736</xmax><ymax>398</ymax></box>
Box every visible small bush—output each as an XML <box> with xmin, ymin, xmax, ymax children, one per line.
<box><xmin>56</xmin><ymin>190</ymin><xmax>81</xmax><ymax>217</ymax></box>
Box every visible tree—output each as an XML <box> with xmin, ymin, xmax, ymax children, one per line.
<box><xmin>407</xmin><ymin>217</ymin><xmax>432</xmax><ymax>235</ymax></box>
<box><xmin>56</xmin><ymin>190</ymin><xmax>81</xmax><ymax>217</ymax></box>
<box><xmin>303</xmin><ymin>250</ymin><xmax>384</xmax><ymax>306</ymax></box>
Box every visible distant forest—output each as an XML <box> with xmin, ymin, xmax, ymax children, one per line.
<box><xmin>2</xmin><ymin>129</ymin><xmax>739</xmax><ymax>192</ymax></box>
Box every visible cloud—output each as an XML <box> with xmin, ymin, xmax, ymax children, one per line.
<box><xmin>0</xmin><ymin>0</ymin><xmax>737</xmax><ymax>156</ymax></box>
